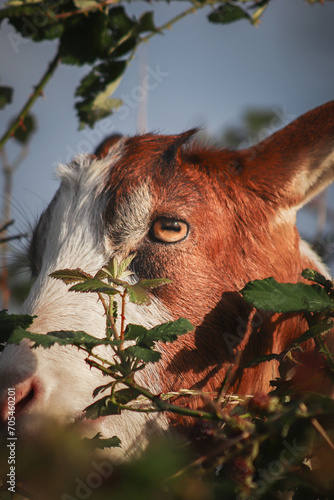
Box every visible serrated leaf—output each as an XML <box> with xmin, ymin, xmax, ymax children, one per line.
<box><xmin>84</xmin><ymin>396</ymin><xmax>121</xmax><ymax>418</ymax></box>
<box><xmin>0</xmin><ymin>310</ymin><xmax>35</xmax><ymax>349</ymax></box>
<box><xmin>102</xmin><ymin>257</ymin><xmax>118</xmax><ymax>279</ymax></box>
<box><xmin>124</xmin><ymin>345</ymin><xmax>161</xmax><ymax>363</ymax></box>
<box><xmin>108</xmin><ymin>5</ymin><xmax>136</xmax><ymax>35</ymax></box>
<box><xmin>8</xmin><ymin>327</ymin><xmax>120</xmax><ymax>350</ymax></box>
<box><xmin>208</xmin><ymin>4</ymin><xmax>251</xmax><ymax>24</ymax></box>
<box><xmin>75</xmin><ymin>56</ymin><xmax>127</xmax><ymax>128</ymax></box>
<box><xmin>134</xmin><ymin>11</ymin><xmax>157</xmax><ymax>35</ymax></box>
<box><xmin>92</xmin><ymin>382</ymin><xmax>114</xmax><ymax>398</ymax></box>
<box><xmin>77</xmin><ymin>90</ymin><xmax>122</xmax><ymax>129</ymax></box>
<box><xmin>50</xmin><ymin>268</ymin><xmax>93</xmax><ymax>285</ymax></box>
<box><xmin>107</xmin><ymin>277</ymin><xmax>129</xmax><ymax>287</ymax></box>
<box><xmin>124</xmin><ymin>318</ymin><xmax>193</xmax><ymax>346</ymax></box>
<box><xmin>241</xmin><ymin>278</ymin><xmax>334</xmax><ymax>313</ymax></box>
<box><xmin>113</xmin><ymin>387</ymin><xmax>141</xmax><ymax>405</ymax></box>
<box><xmin>136</xmin><ymin>278</ymin><xmax>173</xmax><ymax>290</ymax></box>
<box><xmin>124</xmin><ymin>324</ymin><xmax>148</xmax><ymax>341</ymax></box>
<box><xmin>118</xmin><ymin>254</ymin><xmax>136</xmax><ymax>277</ymax></box>
<box><xmin>302</xmin><ymin>268</ymin><xmax>333</xmax><ymax>290</ymax></box>
<box><xmin>141</xmin><ymin>318</ymin><xmax>194</xmax><ymax>347</ymax></box>
<box><xmin>83</xmin><ymin>432</ymin><xmax>121</xmax><ymax>449</ymax></box>
<box><xmin>127</xmin><ymin>284</ymin><xmax>151</xmax><ymax>305</ymax></box>
<box><xmin>5</xmin><ymin>5</ymin><xmax>62</xmax><ymax>41</ymax></box>
<box><xmin>93</xmin><ymin>80</ymin><xmax>123</xmax><ymax>112</ymax></box>
<box><xmin>0</xmin><ymin>86</ymin><xmax>13</xmax><ymax>109</ymax></box>
<box><xmin>69</xmin><ymin>279</ymin><xmax>118</xmax><ymax>295</ymax></box>
<box><xmin>59</xmin><ymin>11</ymin><xmax>111</xmax><ymax>66</ymax></box>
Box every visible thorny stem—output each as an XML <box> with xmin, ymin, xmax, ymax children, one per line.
<box><xmin>98</xmin><ymin>292</ymin><xmax>119</xmax><ymax>344</ymax></box>
<box><xmin>0</xmin><ymin>51</ymin><xmax>60</xmax><ymax>152</ymax></box>
<box><xmin>120</xmin><ymin>291</ymin><xmax>126</xmax><ymax>344</ymax></box>
<box><xmin>124</xmin><ymin>377</ymin><xmax>222</xmax><ymax>421</ymax></box>
<box><xmin>0</xmin><ymin>1</ymin><xmax>270</xmax><ymax>153</ymax></box>
<box><xmin>85</xmin><ymin>350</ymin><xmax>222</xmax><ymax>420</ymax></box>
<box><xmin>85</xmin><ymin>350</ymin><xmax>116</xmax><ymax>369</ymax></box>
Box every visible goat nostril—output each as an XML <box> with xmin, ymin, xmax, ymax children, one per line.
<box><xmin>0</xmin><ymin>378</ymin><xmax>42</xmax><ymax>420</ymax></box>
<box><xmin>16</xmin><ymin>385</ymin><xmax>35</xmax><ymax>415</ymax></box>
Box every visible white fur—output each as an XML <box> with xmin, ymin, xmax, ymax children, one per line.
<box><xmin>0</xmin><ymin>146</ymin><xmax>170</xmax><ymax>458</ymax></box>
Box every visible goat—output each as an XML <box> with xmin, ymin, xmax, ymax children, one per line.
<box><xmin>0</xmin><ymin>102</ymin><xmax>333</xmax><ymax>459</ymax></box>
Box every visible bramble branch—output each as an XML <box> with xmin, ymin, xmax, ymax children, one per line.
<box><xmin>0</xmin><ymin>51</ymin><xmax>60</xmax><ymax>152</ymax></box>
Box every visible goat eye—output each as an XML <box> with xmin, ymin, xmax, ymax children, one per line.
<box><xmin>150</xmin><ymin>217</ymin><xmax>189</xmax><ymax>243</ymax></box>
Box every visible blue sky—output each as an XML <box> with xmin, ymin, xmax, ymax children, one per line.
<box><xmin>1</xmin><ymin>0</ymin><xmax>334</xmax><ymax>258</ymax></box>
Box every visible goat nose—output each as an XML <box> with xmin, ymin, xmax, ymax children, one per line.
<box><xmin>0</xmin><ymin>377</ymin><xmax>42</xmax><ymax>421</ymax></box>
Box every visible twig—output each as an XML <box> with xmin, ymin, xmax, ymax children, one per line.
<box><xmin>55</xmin><ymin>0</ymin><xmax>122</xmax><ymax>19</ymax></box>
<box><xmin>120</xmin><ymin>291</ymin><xmax>126</xmax><ymax>345</ymax></box>
<box><xmin>0</xmin><ymin>50</ymin><xmax>60</xmax><ymax>152</ymax></box>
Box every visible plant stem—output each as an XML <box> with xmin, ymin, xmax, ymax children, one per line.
<box><xmin>120</xmin><ymin>291</ymin><xmax>126</xmax><ymax>343</ymax></box>
<box><xmin>98</xmin><ymin>292</ymin><xmax>120</xmax><ymax>344</ymax></box>
<box><xmin>55</xmin><ymin>0</ymin><xmax>122</xmax><ymax>19</ymax></box>
<box><xmin>0</xmin><ymin>50</ymin><xmax>60</xmax><ymax>152</ymax></box>
<box><xmin>125</xmin><ymin>377</ymin><xmax>222</xmax><ymax>421</ymax></box>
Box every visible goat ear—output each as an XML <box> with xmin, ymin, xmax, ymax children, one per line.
<box><xmin>94</xmin><ymin>134</ymin><xmax>123</xmax><ymax>158</ymax></box>
<box><xmin>241</xmin><ymin>101</ymin><xmax>334</xmax><ymax>209</ymax></box>
<box><xmin>162</xmin><ymin>129</ymin><xmax>198</xmax><ymax>164</ymax></box>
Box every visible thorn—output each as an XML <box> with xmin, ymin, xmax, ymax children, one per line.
<box><xmin>19</xmin><ymin>118</ymin><xmax>26</xmax><ymax>131</ymax></box>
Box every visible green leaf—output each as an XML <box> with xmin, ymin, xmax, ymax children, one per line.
<box><xmin>0</xmin><ymin>86</ymin><xmax>13</xmax><ymax>109</ymax></box>
<box><xmin>141</xmin><ymin>318</ymin><xmax>194</xmax><ymax>347</ymax></box>
<box><xmin>84</xmin><ymin>396</ymin><xmax>121</xmax><ymax>418</ymax></box>
<box><xmin>108</xmin><ymin>6</ymin><xmax>136</xmax><ymax>35</ymax></box>
<box><xmin>208</xmin><ymin>4</ymin><xmax>251</xmax><ymax>24</ymax></box>
<box><xmin>113</xmin><ymin>387</ymin><xmax>141</xmax><ymax>405</ymax></box>
<box><xmin>50</xmin><ymin>268</ymin><xmax>93</xmax><ymax>285</ymax></box>
<box><xmin>100</xmin><ymin>257</ymin><xmax>119</xmax><ymax>279</ymax></box>
<box><xmin>85</xmin><ymin>388</ymin><xmax>141</xmax><ymax>419</ymax></box>
<box><xmin>75</xmin><ymin>60</ymin><xmax>126</xmax><ymax>128</ymax></box>
<box><xmin>83</xmin><ymin>432</ymin><xmax>121</xmax><ymax>450</ymax></box>
<box><xmin>124</xmin><ymin>324</ymin><xmax>148</xmax><ymax>341</ymax></box>
<box><xmin>290</xmin><ymin>320</ymin><xmax>334</xmax><ymax>348</ymax></box>
<box><xmin>11</xmin><ymin>113</ymin><xmax>36</xmax><ymax>144</ymax></box>
<box><xmin>302</xmin><ymin>268</ymin><xmax>333</xmax><ymax>290</ymax></box>
<box><xmin>90</xmin><ymin>81</ymin><xmax>123</xmax><ymax>114</ymax></box>
<box><xmin>69</xmin><ymin>279</ymin><xmax>118</xmax><ymax>295</ymax></box>
<box><xmin>241</xmin><ymin>278</ymin><xmax>334</xmax><ymax>313</ymax></box>
<box><xmin>136</xmin><ymin>278</ymin><xmax>173</xmax><ymax>290</ymax></box>
<box><xmin>59</xmin><ymin>11</ymin><xmax>111</xmax><ymax>65</ymax></box>
<box><xmin>246</xmin><ymin>352</ymin><xmax>281</xmax><ymax>368</ymax></box>
<box><xmin>0</xmin><ymin>310</ymin><xmax>35</xmax><ymax>350</ymax></box>
<box><xmin>124</xmin><ymin>318</ymin><xmax>193</xmax><ymax>347</ymax></box>
<box><xmin>124</xmin><ymin>345</ymin><xmax>161</xmax><ymax>363</ymax></box>
<box><xmin>8</xmin><ymin>327</ymin><xmax>120</xmax><ymax>350</ymax></box>
<box><xmin>92</xmin><ymin>382</ymin><xmax>114</xmax><ymax>398</ymax></box>
<box><xmin>126</xmin><ymin>283</ymin><xmax>151</xmax><ymax>305</ymax></box>
<box><xmin>118</xmin><ymin>278</ymin><xmax>172</xmax><ymax>305</ymax></box>
<box><xmin>73</xmin><ymin>0</ymin><xmax>99</xmax><ymax>8</ymax></box>
<box><xmin>134</xmin><ymin>11</ymin><xmax>157</xmax><ymax>36</ymax></box>
<box><xmin>5</xmin><ymin>5</ymin><xmax>62</xmax><ymax>41</ymax></box>
<box><xmin>106</xmin><ymin>278</ymin><xmax>152</xmax><ymax>304</ymax></box>
<box><xmin>118</xmin><ymin>254</ymin><xmax>136</xmax><ymax>278</ymax></box>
